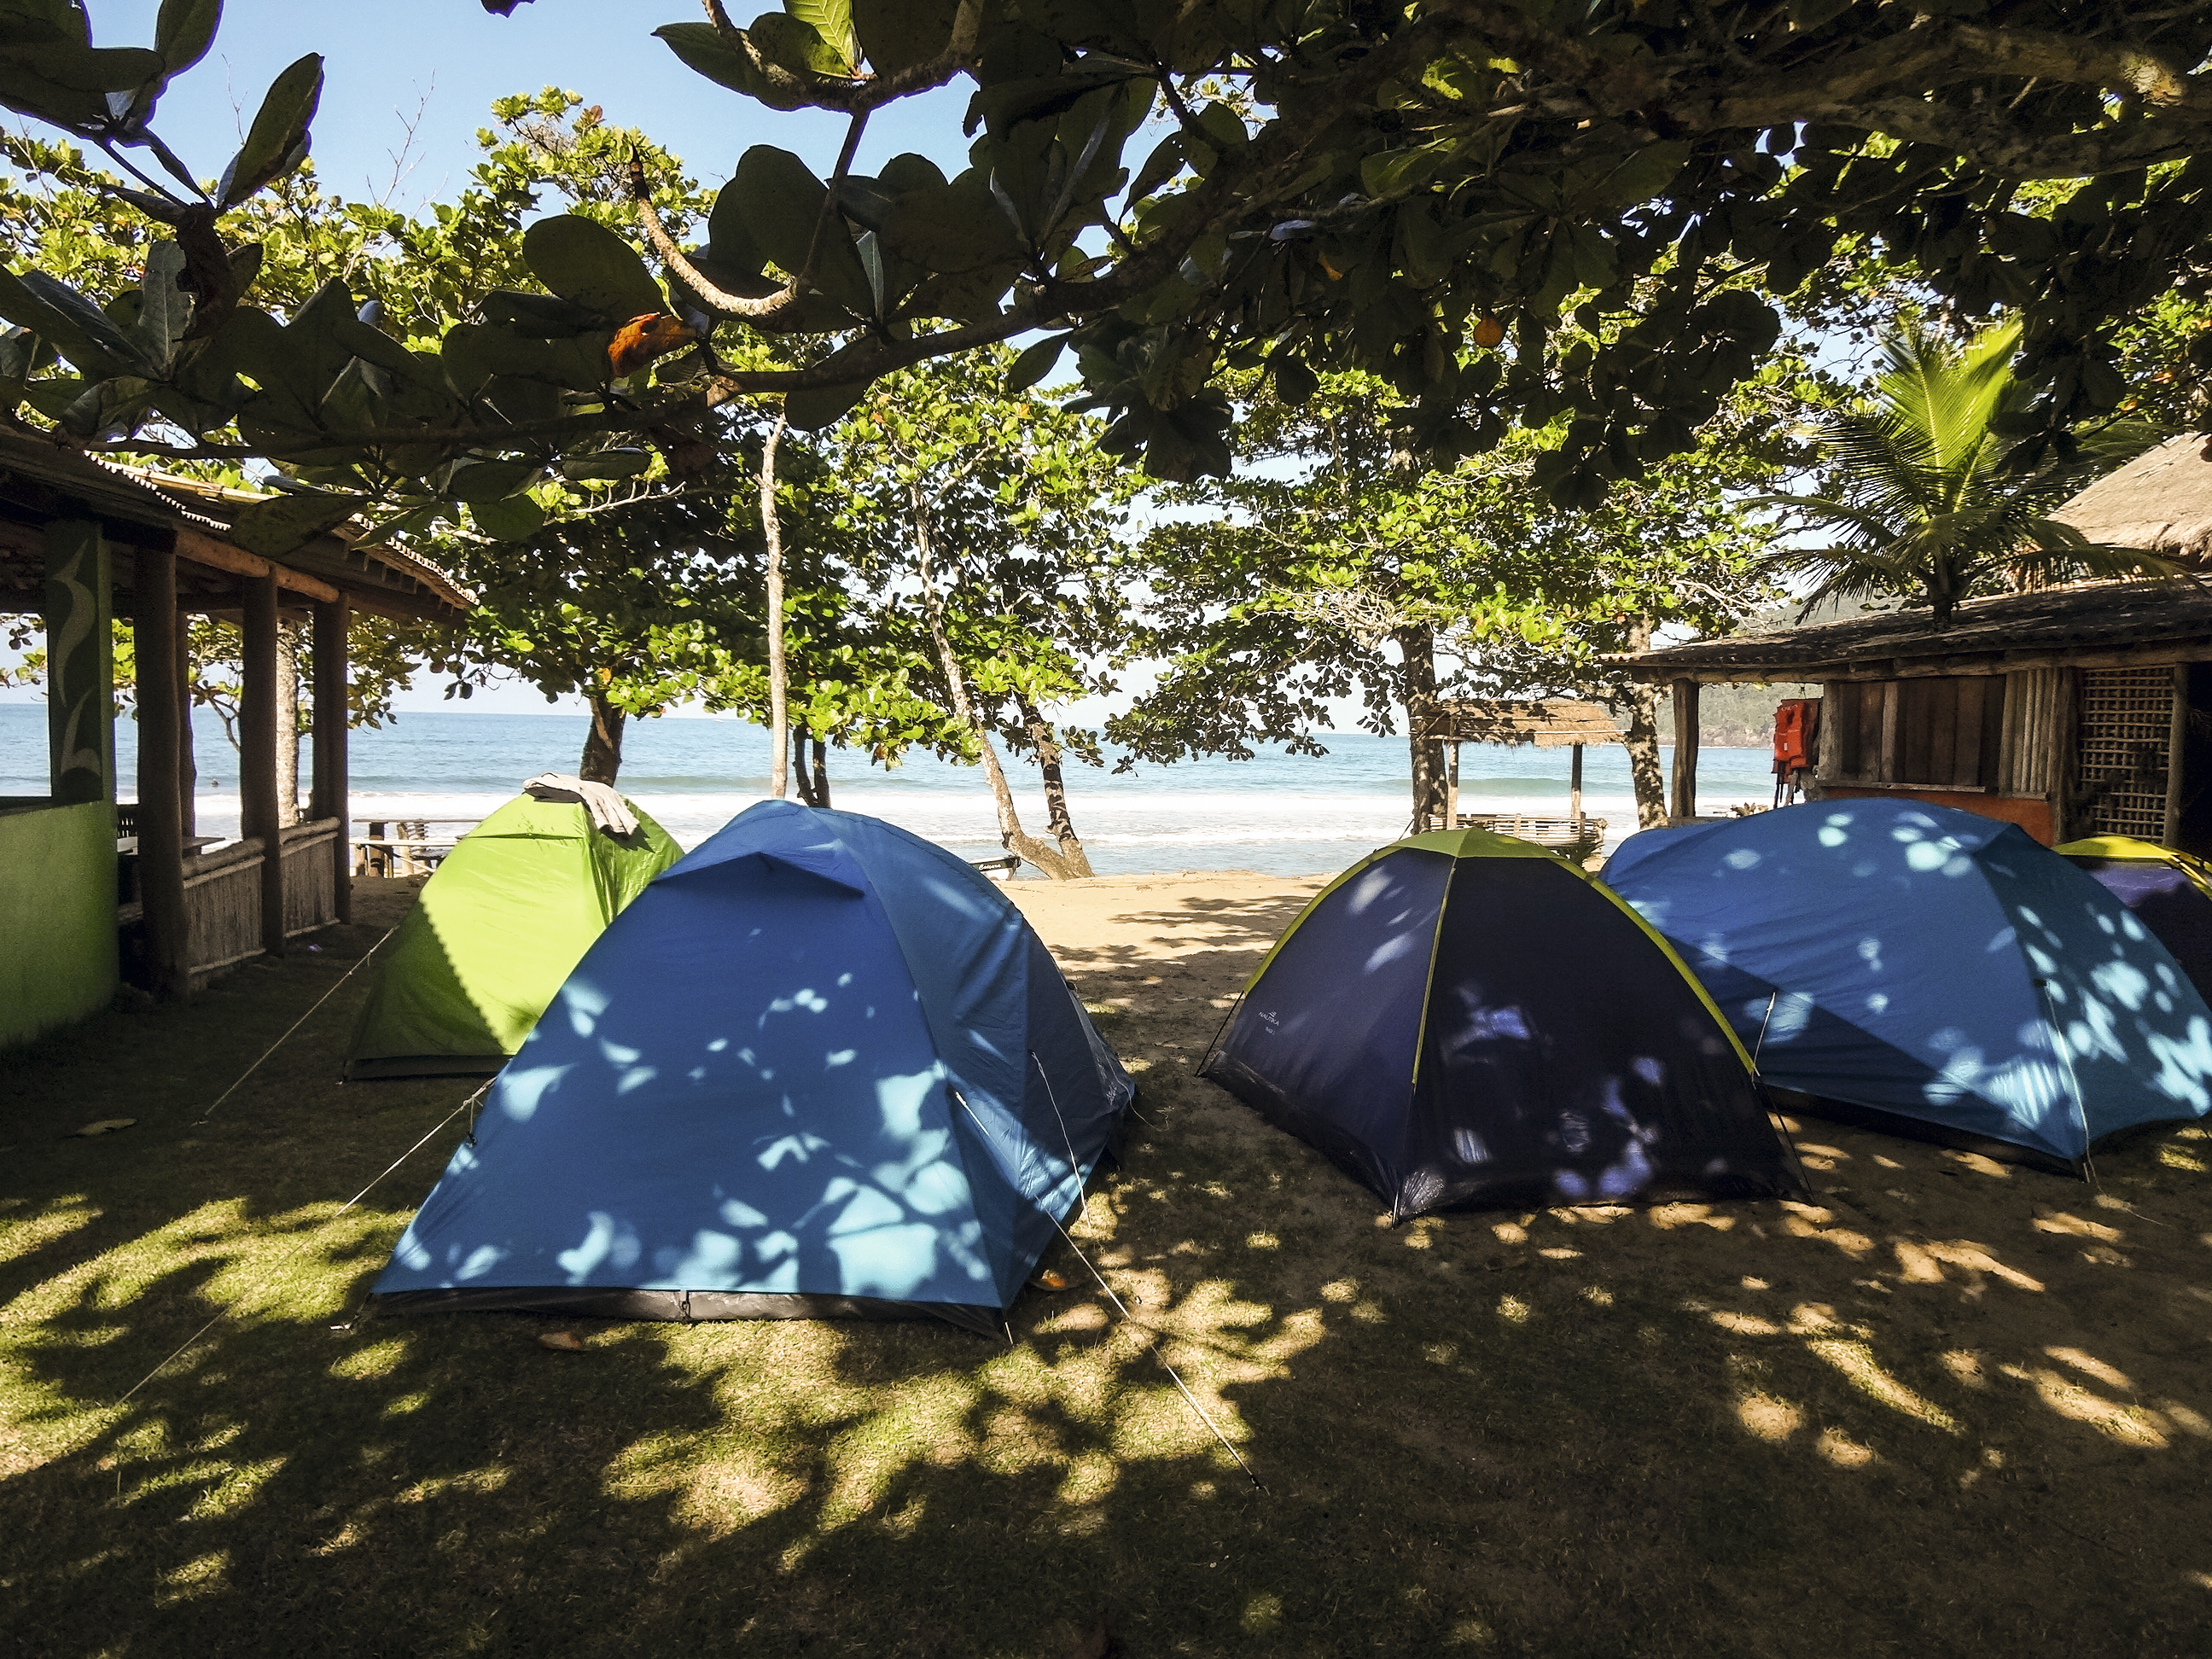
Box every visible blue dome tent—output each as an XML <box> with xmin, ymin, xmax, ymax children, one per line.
<box><xmin>371</xmin><ymin>801</ymin><xmax>1134</xmax><ymax>1334</ymax></box>
<box><xmin>1202</xmin><ymin>828</ymin><xmax>1803</xmax><ymax>1219</ymax></box>
<box><xmin>1602</xmin><ymin>800</ymin><xmax>2212</xmax><ymax>1172</ymax></box>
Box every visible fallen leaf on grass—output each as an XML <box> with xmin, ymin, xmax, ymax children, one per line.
<box><xmin>67</xmin><ymin>1119</ymin><xmax>137</xmax><ymax>1139</ymax></box>
<box><xmin>1030</xmin><ymin>1270</ymin><xmax>1073</xmax><ymax>1292</ymax></box>
<box><xmin>538</xmin><ymin>1331</ymin><xmax>586</xmax><ymax>1353</ymax></box>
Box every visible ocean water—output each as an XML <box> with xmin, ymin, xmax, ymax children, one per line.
<box><xmin>0</xmin><ymin>705</ymin><xmax>1780</xmax><ymax>876</ymax></box>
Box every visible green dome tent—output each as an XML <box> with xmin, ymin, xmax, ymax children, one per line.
<box><xmin>344</xmin><ymin>793</ymin><xmax>680</xmax><ymax>1080</ymax></box>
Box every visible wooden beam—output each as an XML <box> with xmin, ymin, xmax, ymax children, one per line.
<box><xmin>1618</xmin><ymin>642</ymin><xmax>2212</xmax><ymax>684</ymax></box>
<box><xmin>173</xmin><ymin>526</ymin><xmax>341</xmax><ymax>604</ymax></box>
<box><xmin>1669</xmin><ymin>679</ymin><xmax>1700</xmax><ymax>820</ymax></box>
<box><xmin>1570</xmin><ymin>742</ymin><xmax>1585</xmax><ymax>830</ymax></box>
<box><xmin>311</xmin><ymin>596</ymin><xmax>351</xmax><ymax>925</ymax></box>
<box><xmin>134</xmin><ymin>546</ymin><xmax>189</xmax><ymax>1000</ymax></box>
<box><xmin>241</xmin><ymin>571</ymin><xmax>285</xmax><ymax>958</ymax></box>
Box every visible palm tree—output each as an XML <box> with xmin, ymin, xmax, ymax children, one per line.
<box><xmin>1761</xmin><ymin>323</ymin><xmax>2165</xmax><ymax>626</ymax></box>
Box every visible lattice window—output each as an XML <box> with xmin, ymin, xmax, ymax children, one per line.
<box><xmin>2077</xmin><ymin>668</ymin><xmax>2172</xmax><ymax>839</ymax></box>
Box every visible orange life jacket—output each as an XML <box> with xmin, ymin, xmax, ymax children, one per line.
<box><xmin>1773</xmin><ymin>697</ymin><xmax>1820</xmax><ymax>774</ymax></box>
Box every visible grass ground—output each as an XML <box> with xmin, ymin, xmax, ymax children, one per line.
<box><xmin>3</xmin><ymin>872</ymin><xmax>2211</xmax><ymax>1656</ymax></box>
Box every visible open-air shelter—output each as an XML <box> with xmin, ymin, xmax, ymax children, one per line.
<box><xmin>1410</xmin><ymin>698</ymin><xmax>1626</xmax><ymax>846</ymax></box>
<box><xmin>0</xmin><ymin>427</ymin><xmax>469</xmax><ymax>1047</ymax></box>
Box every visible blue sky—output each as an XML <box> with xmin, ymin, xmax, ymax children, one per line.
<box><xmin>89</xmin><ymin>1</ymin><xmax>976</xmax><ymax>209</ymax></box>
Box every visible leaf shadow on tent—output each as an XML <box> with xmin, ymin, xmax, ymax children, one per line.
<box><xmin>4</xmin><ymin>882</ymin><xmax>2212</xmax><ymax>1652</ymax></box>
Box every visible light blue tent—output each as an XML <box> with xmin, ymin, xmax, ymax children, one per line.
<box><xmin>1602</xmin><ymin>800</ymin><xmax>2212</xmax><ymax>1171</ymax></box>
<box><xmin>371</xmin><ymin>801</ymin><xmax>1134</xmax><ymax>1333</ymax></box>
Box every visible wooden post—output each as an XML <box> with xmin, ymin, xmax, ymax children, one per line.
<box><xmin>2166</xmin><ymin>663</ymin><xmax>2190</xmax><ymax>849</ymax></box>
<box><xmin>1669</xmin><ymin>679</ymin><xmax>1700</xmax><ymax>821</ymax></box>
<box><xmin>135</xmin><ymin>548</ymin><xmax>190</xmax><ymax>999</ymax></box>
<box><xmin>1445</xmin><ymin>740</ymin><xmax>1460</xmax><ymax>831</ymax></box>
<box><xmin>311</xmin><ymin>596</ymin><xmax>351</xmax><ymax>923</ymax></box>
<box><xmin>176</xmin><ymin>605</ymin><xmax>196</xmax><ymax>840</ymax></box>
<box><xmin>1570</xmin><ymin>742</ymin><xmax>1585</xmax><ymax>830</ymax></box>
<box><xmin>241</xmin><ymin>571</ymin><xmax>284</xmax><ymax>958</ymax></box>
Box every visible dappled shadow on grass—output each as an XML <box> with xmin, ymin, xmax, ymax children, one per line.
<box><xmin>4</xmin><ymin>877</ymin><xmax>2212</xmax><ymax>1653</ymax></box>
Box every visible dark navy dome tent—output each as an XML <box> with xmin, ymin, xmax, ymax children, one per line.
<box><xmin>1603</xmin><ymin>800</ymin><xmax>2212</xmax><ymax>1173</ymax></box>
<box><xmin>1202</xmin><ymin>828</ymin><xmax>1803</xmax><ymax>1219</ymax></box>
<box><xmin>371</xmin><ymin>801</ymin><xmax>1134</xmax><ymax>1334</ymax></box>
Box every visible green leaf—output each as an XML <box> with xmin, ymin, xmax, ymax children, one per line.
<box><xmin>131</xmin><ymin>240</ymin><xmax>189</xmax><ymax>373</ymax></box>
<box><xmin>442</xmin><ymin>321</ymin><xmax>611</xmax><ymax>398</ymax></box>
<box><xmin>522</xmin><ymin>216</ymin><xmax>667</xmax><ymax>321</ymax></box>
<box><xmin>881</xmin><ymin>167</ymin><xmax>1022</xmax><ymax>274</ymax></box>
<box><xmin>785</xmin><ymin>379</ymin><xmax>870</xmax><ymax>429</ymax></box>
<box><xmin>787</xmin><ymin>0</ymin><xmax>860</xmax><ymax>71</ymax></box>
<box><xmin>445</xmin><ymin>457</ymin><xmax>544</xmax><ymax>501</ymax></box>
<box><xmin>1004</xmin><ymin>335</ymin><xmax>1068</xmax><ymax>392</ymax></box>
<box><xmin>0</xmin><ymin>264</ymin><xmax>146</xmax><ymax>377</ymax></box>
<box><xmin>651</xmin><ymin>22</ymin><xmax>806</xmax><ymax>110</ymax></box>
<box><xmin>853</xmin><ymin>0</ymin><xmax>957</xmax><ymax>74</ymax></box>
<box><xmin>216</xmin><ymin>52</ymin><xmax>322</xmax><ymax>208</ymax></box>
<box><xmin>1268</xmin><ymin>349</ymin><xmax>1318</xmax><ymax>405</ymax></box>
<box><xmin>469</xmin><ymin>492</ymin><xmax>546</xmax><ymax>542</ymax></box>
<box><xmin>706</xmin><ymin>181</ymin><xmax>771</xmax><ymax>282</ymax></box>
<box><xmin>750</xmin><ymin>13</ymin><xmax>845</xmax><ymax>79</ymax></box>
<box><xmin>729</xmin><ymin>145</ymin><xmax>874</xmax><ymax>316</ymax></box>
<box><xmin>227</xmin><ymin>489</ymin><xmax>364</xmax><ymax>557</ymax></box>
<box><xmin>478</xmin><ymin>289</ymin><xmax>605</xmax><ymax>338</ymax></box>
<box><xmin>154</xmin><ymin>0</ymin><xmax>223</xmax><ymax>73</ymax></box>
<box><xmin>560</xmin><ymin>447</ymin><xmax>655</xmax><ymax>481</ymax></box>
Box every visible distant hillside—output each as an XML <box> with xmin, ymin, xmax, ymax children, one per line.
<box><xmin>1698</xmin><ymin>681</ymin><xmax>1820</xmax><ymax>748</ymax></box>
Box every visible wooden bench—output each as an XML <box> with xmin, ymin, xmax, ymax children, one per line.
<box><xmin>1416</xmin><ymin>812</ymin><xmax>1609</xmax><ymax>851</ymax></box>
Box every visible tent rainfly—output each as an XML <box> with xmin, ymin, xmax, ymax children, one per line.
<box><xmin>1202</xmin><ymin>827</ymin><xmax>1803</xmax><ymax>1217</ymax></box>
<box><xmin>344</xmin><ymin>792</ymin><xmax>680</xmax><ymax>1080</ymax></box>
<box><xmin>1603</xmin><ymin>800</ymin><xmax>2212</xmax><ymax>1173</ymax></box>
<box><xmin>370</xmin><ymin>801</ymin><xmax>1135</xmax><ymax>1332</ymax></box>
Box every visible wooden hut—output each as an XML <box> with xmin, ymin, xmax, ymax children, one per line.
<box><xmin>1615</xmin><ymin>577</ymin><xmax>2212</xmax><ymax>854</ymax></box>
<box><xmin>0</xmin><ymin>428</ymin><xmax>469</xmax><ymax>1047</ymax></box>
<box><xmin>1411</xmin><ymin>698</ymin><xmax>1626</xmax><ymax>847</ymax></box>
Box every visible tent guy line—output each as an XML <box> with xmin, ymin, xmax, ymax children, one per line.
<box><xmin>110</xmin><ymin>1081</ymin><xmax>490</xmax><ymax>1419</ymax></box>
<box><xmin>948</xmin><ymin>1081</ymin><xmax>1266</xmax><ymax>1497</ymax></box>
<box><xmin>194</xmin><ymin>927</ymin><xmax>396</xmax><ymax>1126</ymax></box>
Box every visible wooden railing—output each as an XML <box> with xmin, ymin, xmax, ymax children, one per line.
<box><xmin>143</xmin><ymin>817</ymin><xmax>343</xmax><ymax>982</ymax></box>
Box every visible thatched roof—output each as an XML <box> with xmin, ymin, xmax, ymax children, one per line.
<box><xmin>1412</xmin><ymin>698</ymin><xmax>1625</xmax><ymax>745</ymax></box>
<box><xmin>1614</xmin><ymin>575</ymin><xmax>2212</xmax><ymax>682</ymax></box>
<box><xmin>2051</xmin><ymin>434</ymin><xmax>2212</xmax><ymax>562</ymax></box>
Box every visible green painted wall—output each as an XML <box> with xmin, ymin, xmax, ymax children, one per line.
<box><xmin>0</xmin><ymin>800</ymin><xmax>117</xmax><ymax>1050</ymax></box>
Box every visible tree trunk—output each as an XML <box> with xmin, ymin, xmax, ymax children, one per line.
<box><xmin>580</xmin><ymin>693</ymin><xmax>626</xmax><ymax>784</ymax></box>
<box><xmin>1015</xmin><ymin>685</ymin><xmax>1095</xmax><ymax>876</ymax></box>
<box><xmin>274</xmin><ymin>618</ymin><xmax>300</xmax><ymax>828</ymax></box>
<box><xmin>762</xmin><ymin>409</ymin><xmax>790</xmax><ymax>800</ymax></box>
<box><xmin>1618</xmin><ymin>617</ymin><xmax>1668</xmax><ymax>829</ymax></box>
<box><xmin>1396</xmin><ymin>623</ymin><xmax>1447</xmax><ymax>832</ymax></box>
<box><xmin>790</xmin><ymin>725</ymin><xmax>831</xmax><ymax>807</ymax></box>
<box><xmin>910</xmin><ymin>483</ymin><xmax>1086</xmax><ymax>880</ymax></box>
